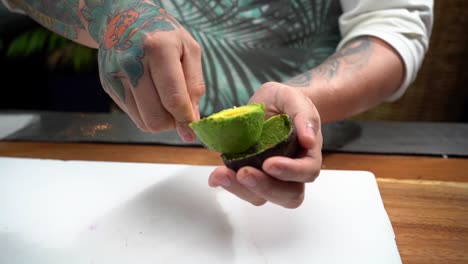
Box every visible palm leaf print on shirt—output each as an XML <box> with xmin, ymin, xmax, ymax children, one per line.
<box><xmin>158</xmin><ymin>0</ymin><xmax>342</xmax><ymax>116</ymax></box>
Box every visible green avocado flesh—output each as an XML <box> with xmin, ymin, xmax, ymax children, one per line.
<box><xmin>222</xmin><ymin>114</ymin><xmax>292</xmax><ymax>161</ymax></box>
<box><xmin>189</xmin><ymin>103</ymin><xmax>266</xmax><ymax>154</ymax></box>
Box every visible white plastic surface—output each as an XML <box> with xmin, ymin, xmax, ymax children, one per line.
<box><xmin>0</xmin><ymin>157</ymin><xmax>401</xmax><ymax>264</ymax></box>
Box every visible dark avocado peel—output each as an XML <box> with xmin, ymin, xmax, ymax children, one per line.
<box><xmin>189</xmin><ymin>104</ymin><xmax>299</xmax><ymax>172</ymax></box>
<box><xmin>222</xmin><ymin>114</ymin><xmax>299</xmax><ymax>172</ymax></box>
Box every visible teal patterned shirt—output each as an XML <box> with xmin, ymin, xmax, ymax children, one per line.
<box><xmin>158</xmin><ymin>0</ymin><xmax>343</xmax><ymax>117</ymax></box>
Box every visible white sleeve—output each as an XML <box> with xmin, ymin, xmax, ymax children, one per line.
<box><xmin>338</xmin><ymin>0</ymin><xmax>434</xmax><ymax>102</ymax></box>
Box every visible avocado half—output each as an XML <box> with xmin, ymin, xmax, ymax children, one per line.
<box><xmin>189</xmin><ymin>103</ymin><xmax>266</xmax><ymax>154</ymax></box>
<box><xmin>221</xmin><ymin>114</ymin><xmax>299</xmax><ymax>172</ymax></box>
<box><xmin>189</xmin><ymin>104</ymin><xmax>299</xmax><ymax>172</ymax></box>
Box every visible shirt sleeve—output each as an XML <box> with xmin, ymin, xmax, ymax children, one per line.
<box><xmin>338</xmin><ymin>0</ymin><xmax>434</xmax><ymax>102</ymax></box>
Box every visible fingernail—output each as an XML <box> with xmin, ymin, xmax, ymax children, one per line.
<box><xmin>219</xmin><ymin>175</ymin><xmax>231</xmax><ymax>187</ymax></box>
<box><xmin>267</xmin><ymin>166</ymin><xmax>282</xmax><ymax>177</ymax></box>
<box><xmin>239</xmin><ymin>174</ymin><xmax>257</xmax><ymax>188</ymax></box>
<box><xmin>306</xmin><ymin>122</ymin><xmax>317</xmax><ymax>136</ymax></box>
<box><xmin>194</xmin><ymin>105</ymin><xmax>201</xmax><ymax>120</ymax></box>
<box><xmin>178</xmin><ymin>126</ymin><xmax>195</xmax><ymax>142</ymax></box>
<box><xmin>182</xmin><ymin>130</ymin><xmax>195</xmax><ymax>142</ymax></box>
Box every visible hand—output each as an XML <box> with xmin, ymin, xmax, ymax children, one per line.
<box><xmin>209</xmin><ymin>82</ymin><xmax>322</xmax><ymax>208</ymax></box>
<box><xmin>97</xmin><ymin>3</ymin><xmax>204</xmax><ymax>142</ymax></box>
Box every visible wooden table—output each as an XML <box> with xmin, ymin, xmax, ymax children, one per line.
<box><xmin>1</xmin><ymin>141</ymin><xmax>467</xmax><ymax>264</ymax></box>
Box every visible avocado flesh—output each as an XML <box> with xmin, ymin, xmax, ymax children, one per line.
<box><xmin>222</xmin><ymin>114</ymin><xmax>299</xmax><ymax>172</ymax></box>
<box><xmin>222</xmin><ymin>114</ymin><xmax>291</xmax><ymax>160</ymax></box>
<box><xmin>189</xmin><ymin>103</ymin><xmax>265</xmax><ymax>154</ymax></box>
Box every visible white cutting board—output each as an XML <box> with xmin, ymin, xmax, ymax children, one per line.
<box><xmin>0</xmin><ymin>157</ymin><xmax>401</xmax><ymax>264</ymax></box>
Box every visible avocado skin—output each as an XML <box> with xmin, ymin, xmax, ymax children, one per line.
<box><xmin>221</xmin><ymin>126</ymin><xmax>299</xmax><ymax>172</ymax></box>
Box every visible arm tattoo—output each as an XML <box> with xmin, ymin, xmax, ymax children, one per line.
<box><xmin>315</xmin><ymin>36</ymin><xmax>372</xmax><ymax>81</ymax></box>
<box><xmin>81</xmin><ymin>1</ymin><xmax>179</xmax><ymax>102</ymax></box>
<box><xmin>286</xmin><ymin>37</ymin><xmax>373</xmax><ymax>87</ymax></box>
<box><xmin>17</xmin><ymin>0</ymin><xmax>84</xmax><ymax>39</ymax></box>
<box><xmin>17</xmin><ymin>0</ymin><xmax>179</xmax><ymax>103</ymax></box>
<box><xmin>284</xmin><ymin>71</ymin><xmax>313</xmax><ymax>87</ymax></box>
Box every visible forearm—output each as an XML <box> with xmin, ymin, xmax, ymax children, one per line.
<box><xmin>12</xmin><ymin>0</ymin><xmax>97</xmax><ymax>47</ymax></box>
<box><xmin>13</xmin><ymin>0</ymin><xmax>176</xmax><ymax>49</ymax></box>
<box><xmin>286</xmin><ymin>36</ymin><xmax>404</xmax><ymax>123</ymax></box>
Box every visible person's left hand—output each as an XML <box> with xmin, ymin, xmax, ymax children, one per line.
<box><xmin>208</xmin><ymin>82</ymin><xmax>323</xmax><ymax>208</ymax></box>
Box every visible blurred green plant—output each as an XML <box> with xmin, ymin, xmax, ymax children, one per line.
<box><xmin>6</xmin><ymin>27</ymin><xmax>97</xmax><ymax>72</ymax></box>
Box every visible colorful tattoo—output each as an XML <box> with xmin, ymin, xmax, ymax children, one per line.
<box><xmin>20</xmin><ymin>0</ymin><xmax>84</xmax><ymax>39</ymax></box>
<box><xmin>82</xmin><ymin>1</ymin><xmax>179</xmax><ymax>102</ymax></box>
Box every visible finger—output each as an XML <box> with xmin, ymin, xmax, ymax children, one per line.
<box><xmin>262</xmin><ymin>149</ymin><xmax>321</xmax><ymax>183</ymax></box>
<box><xmin>149</xmin><ymin>49</ymin><xmax>196</xmax><ymax>142</ymax></box>
<box><xmin>293</xmin><ymin>109</ymin><xmax>320</xmax><ymax>150</ymax></box>
<box><xmin>131</xmin><ymin>66</ymin><xmax>174</xmax><ymax>132</ymax></box>
<box><xmin>181</xmin><ymin>35</ymin><xmax>205</xmax><ymax>120</ymax></box>
<box><xmin>117</xmin><ymin>77</ymin><xmax>147</xmax><ymax>131</ymax></box>
<box><xmin>237</xmin><ymin>167</ymin><xmax>305</xmax><ymax>209</ymax></box>
<box><xmin>276</xmin><ymin>88</ymin><xmax>320</xmax><ymax>150</ymax></box>
<box><xmin>250</xmin><ymin>84</ymin><xmax>321</xmax><ymax>150</ymax></box>
<box><xmin>193</xmin><ymin>104</ymin><xmax>200</xmax><ymax>120</ymax></box>
<box><xmin>263</xmin><ymin>125</ymin><xmax>322</xmax><ymax>183</ymax></box>
<box><xmin>209</xmin><ymin>167</ymin><xmax>267</xmax><ymax>206</ymax></box>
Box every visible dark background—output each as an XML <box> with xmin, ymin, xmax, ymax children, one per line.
<box><xmin>0</xmin><ymin>6</ymin><xmax>111</xmax><ymax>113</ymax></box>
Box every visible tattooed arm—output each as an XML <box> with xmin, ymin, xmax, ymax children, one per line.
<box><xmin>284</xmin><ymin>36</ymin><xmax>404</xmax><ymax>123</ymax></box>
<box><xmin>14</xmin><ymin>0</ymin><xmax>205</xmax><ymax>141</ymax></box>
<box><xmin>8</xmin><ymin>0</ymin><xmax>95</xmax><ymax>47</ymax></box>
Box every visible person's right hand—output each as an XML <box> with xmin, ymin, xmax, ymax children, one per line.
<box><xmin>97</xmin><ymin>2</ymin><xmax>204</xmax><ymax>142</ymax></box>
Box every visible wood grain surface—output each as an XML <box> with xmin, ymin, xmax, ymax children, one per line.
<box><xmin>0</xmin><ymin>141</ymin><xmax>467</xmax><ymax>264</ymax></box>
<box><xmin>378</xmin><ymin>178</ymin><xmax>468</xmax><ymax>263</ymax></box>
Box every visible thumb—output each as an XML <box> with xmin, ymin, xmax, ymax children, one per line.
<box><xmin>275</xmin><ymin>86</ymin><xmax>321</xmax><ymax>150</ymax></box>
